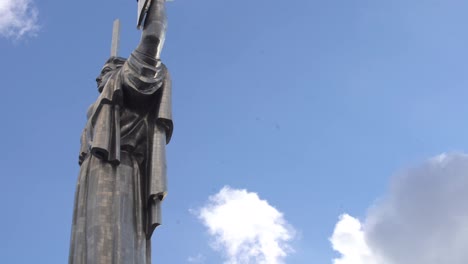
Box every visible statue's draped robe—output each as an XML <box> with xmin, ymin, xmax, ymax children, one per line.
<box><xmin>69</xmin><ymin>51</ymin><xmax>172</xmax><ymax>264</ymax></box>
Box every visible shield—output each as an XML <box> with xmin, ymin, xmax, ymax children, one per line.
<box><xmin>137</xmin><ymin>0</ymin><xmax>152</xmax><ymax>29</ymax></box>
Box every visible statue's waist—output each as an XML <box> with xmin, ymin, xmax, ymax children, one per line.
<box><xmin>121</xmin><ymin>145</ymin><xmax>145</xmax><ymax>164</ymax></box>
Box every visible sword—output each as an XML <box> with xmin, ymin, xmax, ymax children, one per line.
<box><xmin>137</xmin><ymin>0</ymin><xmax>153</xmax><ymax>30</ymax></box>
<box><xmin>137</xmin><ymin>0</ymin><xmax>171</xmax><ymax>30</ymax></box>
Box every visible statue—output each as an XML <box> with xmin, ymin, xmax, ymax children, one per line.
<box><xmin>69</xmin><ymin>0</ymin><xmax>173</xmax><ymax>263</ymax></box>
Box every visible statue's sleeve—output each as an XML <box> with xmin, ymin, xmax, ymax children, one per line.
<box><xmin>120</xmin><ymin>50</ymin><xmax>165</xmax><ymax>95</ymax></box>
<box><xmin>119</xmin><ymin>49</ymin><xmax>173</xmax><ymax>141</ymax></box>
<box><xmin>156</xmin><ymin>68</ymin><xmax>173</xmax><ymax>142</ymax></box>
<box><xmin>146</xmin><ymin>63</ymin><xmax>173</xmax><ymax>239</ymax></box>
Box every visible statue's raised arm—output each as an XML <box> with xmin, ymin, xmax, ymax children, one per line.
<box><xmin>110</xmin><ymin>0</ymin><xmax>169</xmax><ymax>98</ymax></box>
<box><xmin>136</xmin><ymin>0</ymin><xmax>167</xmax><ymax>59</ymax></box>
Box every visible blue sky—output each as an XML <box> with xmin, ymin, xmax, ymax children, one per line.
<box><xmin>2</xmin><ymin>0</ymin><xmax>468</xmax><ymax>263</ymax></box>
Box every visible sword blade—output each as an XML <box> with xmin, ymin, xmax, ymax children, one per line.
<box><xmin>137</xmin><ymin>0</ymin><xmax>153</xmax><ymax>29</ymax></box>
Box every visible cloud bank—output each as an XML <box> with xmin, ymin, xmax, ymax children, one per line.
<box><xmin>331</xmin><ymin>153</ymin><xmax>468</xmax><ymax>264</ymax></box>
<box><xmin>0</xmin><ymin>0</ymin><xmax>39</xmax><ymax>39</ymax></box>
<box><xmin>195</xmin><ymin>186</ymin><xmax>295</xmax><ymax>264</ymax></box>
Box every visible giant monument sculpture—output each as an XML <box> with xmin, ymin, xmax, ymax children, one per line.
<box><xmin>69</xmin><ymin>0</ymin><xmax>173</xmax><ymax>263</ymax></box>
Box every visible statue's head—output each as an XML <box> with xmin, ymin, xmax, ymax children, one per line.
<box><xmin>96</xmin><ymin>56</ymin><xmax>127</xmax><ymax>93</ymax></box>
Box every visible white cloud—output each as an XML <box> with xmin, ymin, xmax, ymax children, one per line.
<box><xmin>330</xmin><ymin>214</ymin><xmax>383</xmax><ymax>264</ymax></box>
<box><xmin>331</xmin><ymin>152</ymin><xmax>468</xmax><ymax>264</ymax></box>
<box><xmin>188</xmin><ymin>253</ymin><xmax>206</xmax><ymax>263</ymax></box>
<box><xmin>0</xmin><ymin>0</ymin><xmax>39</xmax><ymax>39</ymax></box>
<box><xmin>195</xmin><ymin>186</ymin><xmax>295</xmax><ymax>264</ymax></box>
